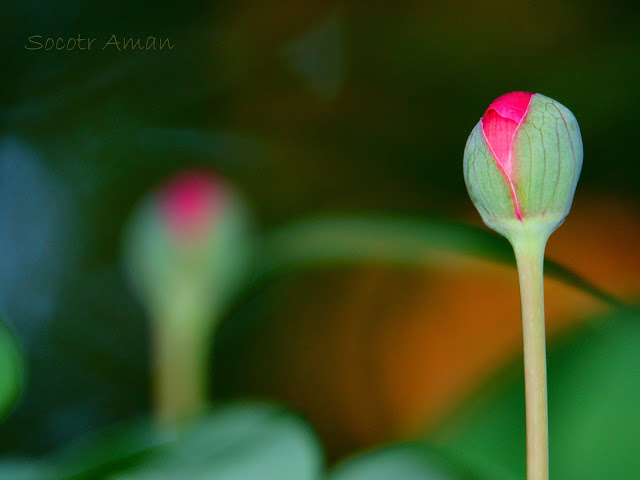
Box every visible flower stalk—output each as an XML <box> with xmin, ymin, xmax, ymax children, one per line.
<box><xmin>512</xmin><ymin>229</ymin><xmax>550</xmax><ymax>480</ymax></box>
<box><xmin>151</xmin><ymin>286</ymin><xmax>214</xmax><ymax>425</ymax></box>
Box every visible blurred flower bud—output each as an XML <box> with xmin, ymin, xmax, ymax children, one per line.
<box><xmin>464</xmin><ymin>92</ymin><xmax>583</xmax><ymax>239</ymax></box>
<box><xmin>123</xmin><ymin>171</ymin><xmax>253</xmax><ymax>332</ymax></box>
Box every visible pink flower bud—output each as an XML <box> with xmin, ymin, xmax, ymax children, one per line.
<box><xmin>122</xmin><ymin>170</ymin><xmax>253</xmax><ymax>320</ymax></box>
<box><xmin>464</xmin><ymin>92</ymin><xmax>583</xmax><ymax>238</ymax></box>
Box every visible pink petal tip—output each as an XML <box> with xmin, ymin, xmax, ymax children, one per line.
<box><xmin>481</xmin><ymin>92</ymin><xmax>534</xmax><ymax>221</ymax></box>
<box><xmin>481</xmin><ymin>91</ymin><xmax>534</xmax><ymax>173</ymax></box>
<box><xmin>160</xmin><ymin>171</ymin><xmax>225</xmax><ymax>239</ymax></box>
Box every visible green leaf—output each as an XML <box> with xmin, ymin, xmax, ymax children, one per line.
<box><xmin>44</xmin><ymin>403</ymin><xmax>322</xmax><ymax>480</ymax></box>
<box><xmin>432</xmin><ymin>308</ymin><xmax>640</xmax><ymax>480</ymax></box>
<box><xmin>258</xmin><ymin>214</ymin><xmax>630</xmax><ymax>310</ymax></box>
<box><xmin>0</xmin><ymin>317</ymin><xmax>24</xmax><ymax>420</ymax></box>
<box><xmin>113</xmin><ymin>403</ymin><xmax>322</xmax><ymax>480</ymax></box>
<box><xmin>0</xmin><ymin>460</ymin><xmax>57</xmax><ymax>480</ymax></box>
<box><xmin>48</xmin><ymin>418</ymin><xmax>162</xmax><ymax>480</ymax></box>
<box><xmin>47</xmin><ymin>402</ymin><xmax>323</xmax><ymax>480</ymax></box>
<box><xmin>329</xmin><ymin>443</ymin><xmax>493</xmax><ymax>480</ymax></box>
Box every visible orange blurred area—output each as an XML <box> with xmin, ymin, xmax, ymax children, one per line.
<box><xmin>234</xmin><ymin>195</ymin><xmax>640</xmax><ymax>458</ymax></box>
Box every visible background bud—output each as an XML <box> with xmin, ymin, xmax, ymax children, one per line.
<box><xmin>464</xmin><ymin>92</ymin><xmax>583</xmax><ymax>239</ymax></box>
<box><xmin>123</xmin><ymin>171</ymin><xmax>253</xmax><ymax>332</ymax></box>
<box><xmin>123</xmin><ymin>171</ymin><xmax>253</xmax><ymax>422</ymax></box>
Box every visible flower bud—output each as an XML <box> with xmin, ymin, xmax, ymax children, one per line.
<box><xmin>123</xmin><ymin>171</ymin><xmax>253</xmax><ymax>327</ymax></box>
<box><xmin>123</xmin><ymin>171</ymin><xmax>253</xmax><ymax>423</ymax></box>
<box><xmin>464</xmin><ymin>92</ymin><xmax>583</xmax><ymax>239</ymax></box>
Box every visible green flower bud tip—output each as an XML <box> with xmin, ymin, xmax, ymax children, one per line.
<box><xmin>464</xmin><ymin>92</ymin><xmax>583</xmax><ymax>240</ymax></box>
<box><xmin>123</xmin><ymin>170</ymin><xmax>253</xmax><ymax>324</ymax></box>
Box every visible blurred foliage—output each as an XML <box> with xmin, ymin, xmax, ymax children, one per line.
<box><xmin>1</xmin><ymin>0</ymin><xmax>640</xmax><ymax>478</ymax></box>
<box><xmin>0</xmin><ymin>317</ymin><xmax>23</xmax><ymax>420</ymax></box>
<box><xmin>432</xmin><ymin>308</ymin><xmax>640</xmax><ymax>480</ymax></box>
<box><xmin>258</xmin><ymin>214</ymin><xmax>630</xmax><ymax>309</ymax></box>
<box><xmin>112</xmin><ymin>403</ymin><xmax>322</xmax><ymax>480</ymax></box>
<box><xmin>329</xmin><ymin>443</ymin><xmax>493</xmax><ymax>480</ymax></box>
<box><xmin>1</xmin><ymin>403</ymin><xmax>324</xmax><ymax>479</ymax></box>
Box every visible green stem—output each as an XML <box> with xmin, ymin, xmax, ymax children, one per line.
<box><xmin>151</xmin><ymin>288</ymin><xmax>214</xmax><ymax>426</ymax></box>
<box><xmin>512</xmin><ymin>231</ymin><xmax>550</xmax><ymax>480</ymax></box>
<box><xmin>153</xmin><ymin>317</ymin><xmax>209</xmax><ymax>426</ymax></box>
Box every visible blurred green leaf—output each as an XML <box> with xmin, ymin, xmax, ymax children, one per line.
<box><xmin>259</xmin><ymin>215</ymin><xmax>630</xmax><ymax>310</ymax></box>
<box><xmin>47</xmin><ymin>418</ymin><xmax>161</xmax><ymax>480</ymax></box>
<box><xmin>113</xmin><ymin>403</ymin><xmax>322</xmax><ymax>480</ymax></box>
<box><xmin>432</xmin><ymin>308</ymin><xmax>640</xmax><ymax>480</ymax></box>
<box><xmin>0</xmin><ymin>317</ymin><xmax>23</xmax><ymax>420</ymax></box>
<box><xmin>329</xmin><ymin>443</ymin><xmax>491</xmax><ymax>480</ymax></box>
<box><xmin>0</xmin><ymin>460</ymin><xmax>55</xmax><ymax>480</ymax></box>
<box><xmin>44</xmin><ymin>403</ymin><xmax>322</xmax><ymax>480</ymax></box>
